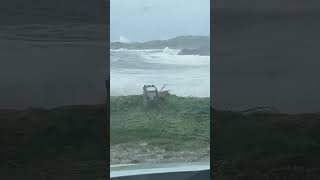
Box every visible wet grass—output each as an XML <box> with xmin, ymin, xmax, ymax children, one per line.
<box><xmin>110</xmin><ymin>94</ymin><xmax>210</xmax><ymax>151</ymax></box>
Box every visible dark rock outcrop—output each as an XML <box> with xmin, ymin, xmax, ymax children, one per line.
<box><xmin>178</xmin><ymin>46</ymin><xmax>210</xmax><ymax>56</ymax></box>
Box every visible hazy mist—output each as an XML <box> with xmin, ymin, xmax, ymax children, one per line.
<box><xmin>111</xmin><ymin>0</ymin><xmax>210</xmax><ymax>42</ymax></box>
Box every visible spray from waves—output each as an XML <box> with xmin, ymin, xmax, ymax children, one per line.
<box><xmin>111</xmin><ymin>69</ymin><xmax>210</xmax><ymax>97</ymax></box>
<box><xmin>162</xmin><ymin>47</ymin><xmax>180</xmax><ymax>55</ymax></box>
<box><xmin>140</xmin><ymin>47</ymin><xmax>210</xmax><ymax>66</ymax></box>
<box><xmin>110</xmin><ymin>48</ymin><xmax>129</xmax><ymax>52</ymax></box>
<box><xmin>119</xmin><ymin>36</ymin><xmax>131</xmax><ymax>43</ymax></box>
<box><xmin>111</xmin><ymin>48</ymin><xmax>165</xmax><ymax>52</ymax></box>
<box><xmin>110</xmin><ymin>47</ymin><xmax>179</xmax><ymax>53</ymax></box>
<box><xmin>111</xmin><ymin>47</ymin><xmax>210</xmax><ymax>66</ymax></box>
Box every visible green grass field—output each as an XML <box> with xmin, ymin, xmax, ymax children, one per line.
<box><xmin>110</xmin><ymin>94</ymin><xmax>210</xmax><ymax>164</ymax></box>
<box><xmin>111</xmin><ymin>94</ymin><xmax>210</xmax><ymax>147</ymax></box>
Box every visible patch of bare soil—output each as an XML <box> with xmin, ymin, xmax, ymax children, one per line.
<box><xmin>111</xmin><ymin>141</ymin><xmax>210</xmax><ymax>165</ymax></box>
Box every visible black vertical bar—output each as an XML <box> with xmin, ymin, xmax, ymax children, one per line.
<box><xmin>106</xmin><ymin>0</ymin><xmax>111</xmax><ymax>180</ymax></box>
<box><xmin>213</xmin><ymin>0</ymin><xmax>320</xmax><ymax>179</ymax></box>
<box><xmin>0</xmin><ymin>0</ymin><xmax>109</xmax><ymax>179</ymax></box>
<box><xmin>210</xmin><ymin>1</ymin><xmax>215</xmax><ymax>179</ymax></box>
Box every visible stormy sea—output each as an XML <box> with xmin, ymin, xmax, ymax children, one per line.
<box><xmin>110</xmin><ymin>46</ymin><xmax>210</xmax><ymax>97</ymax></box>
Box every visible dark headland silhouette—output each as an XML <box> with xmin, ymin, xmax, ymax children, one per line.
<box><xmin>111</xmin><ymin>35</ymin><xmax>210</xmax><ymax>56</ymax></box>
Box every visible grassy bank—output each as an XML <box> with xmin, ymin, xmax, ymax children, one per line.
<box><xmin>110</xmin><ymin>94</ymin><xmax>210</xmax><ymax>164</ymax></box>
<box><xmin>111</xmin><ymin>94</ymin><xmax>210</xmax><ymax>147</ymax></box>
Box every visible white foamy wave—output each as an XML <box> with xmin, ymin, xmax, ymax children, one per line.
<box><xmin>110</xmin><ymin>48</ymin><xmax>163</xmax><ymax>52</ymax></box>
<box><xmin>111</xmin><ymin>47</ymin><xmax>210</xmax><ymax>67</ymax></box>
<box><xmin>110</xmin><ymin>48</ymin><xmax>129</xmax><ymax>52</ymax></box>
<box><xmin>111</xmin><ymin>47</ymin><xmax>177</xmax><ymax>54</ymax></box>
<box><xmin>111</xmin><ymin>68</ymin><xmax>210</xmax><ymax>97</ymax></box>
<box><xmin>111</xmin><ymin>47</ymin><xmax>178</xmax><ymax>53</ymax></box>
<box><xmin>162</xmin><ymin>47</ymin><xmax>180</xmax><ymax>55</ymax></box>
<box><xmin>141</xmin><ymin>49</ymin><xmax>209</xmax><ymax>66</ymax></box>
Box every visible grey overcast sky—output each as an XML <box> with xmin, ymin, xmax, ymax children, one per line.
<box><xmin>111</xmin><ymin>0</ymin><xmax>210</xmax><ymax>42</ymax></box>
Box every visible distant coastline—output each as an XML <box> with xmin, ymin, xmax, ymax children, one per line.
<box><xmin>110</xmin><ymin>35</ymin><xmax>210</xmax><ymax>56</ymax></box>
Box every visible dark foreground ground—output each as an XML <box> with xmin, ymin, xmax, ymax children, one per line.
<box><xmin>213</xmin><ymin>109</ymin><xmax>320</xmax><ymax>180</ymax></box>
<box><xmin>0</xmin><ymin>105</ymin><xmax>107</xmax><ymax>180</ymax></box>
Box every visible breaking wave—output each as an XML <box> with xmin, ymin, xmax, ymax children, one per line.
<box><xmin>110</xmin><ymin>47</ymin><xmax>210</xmax><ymax>97</ymax></box>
